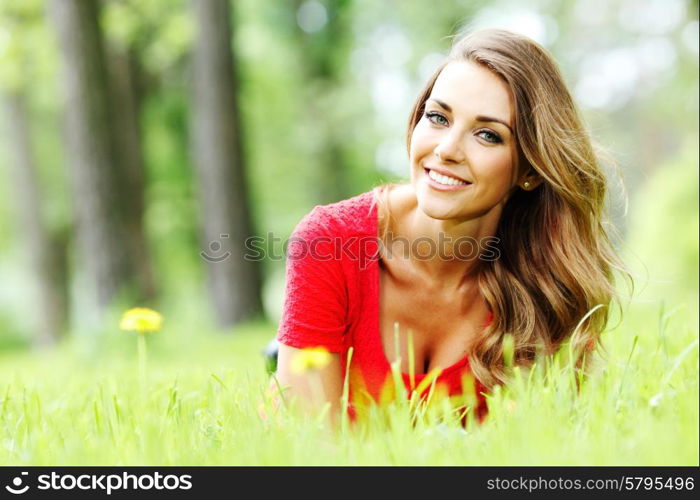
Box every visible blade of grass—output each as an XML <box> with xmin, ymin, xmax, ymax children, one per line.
<box><xmin>616</xmin><ymin>334</ymin><xmax>638</xmax><ymax>403</ymax></box>
<box><xmin>407</xmin><ymin>329</ymin><xmax>415</xmax><ymax>391</ymax></box>
<box><xmin>210</xmin><ymin>373</ymin><xmax>228</xmax><ymax>391</ymax></box>
<box><xmin>341</xmin><ymin>346</ymin><xmax>354</xmax><ymax>434</ymax></box>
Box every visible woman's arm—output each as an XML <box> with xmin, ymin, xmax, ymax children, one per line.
<box><xmin>266</xmin><ymin>204</ymin><xmax>348</xmax><ymax>424</ymax></box>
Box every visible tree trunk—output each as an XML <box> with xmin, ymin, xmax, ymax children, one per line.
<box><xmin>109</xmin><ymin>47</ymin><xmax>157</xmax><ymax>302</ymax></box>
<box><xmin>4</xmin><ymin>92</ymin><xmax>68</xmax><ymax>346</ymax></box>
<box><xmin>49</xmin><ymin>0</ymin><xmax>131</xmax><ymax>317</ymax></box>
<box><xmin>294</xmin><ymin>0</ymin><xmax>352</xmax><ymax>205</ymax></box>
<box><xmin>191</xmin><ymin>0</ymin><xmax>263</xmax><ymax>327</ymax></box>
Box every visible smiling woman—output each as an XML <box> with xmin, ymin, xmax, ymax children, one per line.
<box><xmin>270</xmin><ymin>28</ymin><xmax>630</xmax><ymax>424</ymax></box>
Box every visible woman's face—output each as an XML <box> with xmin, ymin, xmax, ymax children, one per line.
<box><xmin>410</xmin><ymin>60</ymin><xmax>520</xmax><ymax>224</ymax></box>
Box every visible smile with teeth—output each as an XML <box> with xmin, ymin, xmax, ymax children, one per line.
<box><xmin>426</xmin><ymin>169</ymin><xmax>469</xmax><ymax>186</ymax></box>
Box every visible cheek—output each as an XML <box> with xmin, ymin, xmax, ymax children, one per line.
<box><xmin>409</xmin><ymin>123</ymin><xmax>433</xmax><ymax>163</ymax></box>
<box><xmin>474</xmin><ymin>149</ymin><xmax>516</xmax><ymax>184</ymax></box>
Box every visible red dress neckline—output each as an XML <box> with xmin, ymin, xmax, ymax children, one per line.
<box><xmin>367</xmin><ymin>188</ymin><xmax>494</xmax><ymax>384</ymax></box>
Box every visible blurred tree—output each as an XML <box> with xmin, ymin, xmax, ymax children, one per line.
<box><xmin>190</xmin><ymin>0</ymin><xmax>263</xmax><ymax>327</ymax></box>
<box><xmin>49</xmin><ymin>0</ymin><xmax>138</xmax><ymax>316</ymax></box>
<box><xmin>108</xmin><ymin>40</ymin><xmax>157</xmax><ymax>302</ymax></box>
<box><xmin>0</xmin><ymin>1</ymin><xmax>68</xmax><ymax>345</ymax></box>
<box><xmin>3</xmin><ymin>91</ymin><xmax>68</xmax><ymax>346</ymax></box>
<box><xmin>293</xmin><ymin>0</ymin><xmax>354</xmax><ymax>205</ymax></box>
<box><xmin>101</xmin><ymin>0</ymin><xmax>200</xmax><ymax>296</ymax></box>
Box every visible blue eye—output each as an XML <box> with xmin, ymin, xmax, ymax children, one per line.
<box><xmin>477</xmin><ymin>130</ymin><xmax>502</xmax><ymax>144</ymax></box>
<box><xmin>425</xmin><ymin>111</ymin><xmax>448</xmax><ymax>126</ymax></box>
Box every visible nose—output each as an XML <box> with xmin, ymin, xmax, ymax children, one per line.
<box><xmin>434</xmin><ymin>129</ymin><xmax>466</xmax><ymax>164</ymax></box>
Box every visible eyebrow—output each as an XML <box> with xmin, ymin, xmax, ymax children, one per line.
<box><xmin>428</xmin><ymin>98</ymin><xmax>513</xmax><ymax>133</ymax></box>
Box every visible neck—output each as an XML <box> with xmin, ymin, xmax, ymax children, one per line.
<box><xmin>381</xmin><ymin>185</ymin><xmax>502</xmax><ymax>290</ymax></box>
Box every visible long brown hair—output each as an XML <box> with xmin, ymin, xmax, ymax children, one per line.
<box><xmin>380</xmin><ymin>29</ymin><xmax>631</xmax><ymax>388</ymax></box>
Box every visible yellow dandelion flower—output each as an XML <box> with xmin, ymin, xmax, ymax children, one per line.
<box><xmin>290</xmin><ymin>347</ymin><xmax>331</xmax><ymax>374</ymax></box>
<box><xmin>119</xmin><ymin>307</ymin><xmax>163</xmax><ymax>333</ymax></box>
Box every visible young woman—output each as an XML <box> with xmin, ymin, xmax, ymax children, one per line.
<box><xmin>270</xmin><ymin>29</ymin><xmax>627</xmax><ymax>423</ymax></box>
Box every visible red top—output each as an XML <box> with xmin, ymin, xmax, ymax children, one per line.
<box><xmin>277</xmin><ymin>188</ymin><xmax>491</xmax><ymax>421</ymax></box>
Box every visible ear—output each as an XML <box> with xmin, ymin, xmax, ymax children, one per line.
<box><xmin>517</xmin><ymin>169</ymin><xmax>544</xmax><ymax>191</ymax></box>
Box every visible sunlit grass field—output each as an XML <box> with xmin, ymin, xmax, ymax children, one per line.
<box><xmin>0</xmin><ymin>292</ymin><xmax>696</xmax><ymax>467</ymax></box>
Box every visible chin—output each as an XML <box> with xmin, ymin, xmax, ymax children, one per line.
<box><xmin>414</xmin><ymin>185</ymin><xmax>464</xmax><ymax>221</ymax></box>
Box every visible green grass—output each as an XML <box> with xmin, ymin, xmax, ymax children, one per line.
<box><xmin>0</xmin><ymin>299</ymin><xmax>697</xmax><ymax>466</ymax></box>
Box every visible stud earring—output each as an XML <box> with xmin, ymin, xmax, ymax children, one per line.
<box><xmin>523</xmin><ymin>181</ymin><xmax>531</xmax><ymax>189</ymax></box>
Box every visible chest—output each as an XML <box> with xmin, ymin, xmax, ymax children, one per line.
<box><xmin>377</xmin><ymin>260</ymin><xmax>487</xmax><ymax>375</ymax></box>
